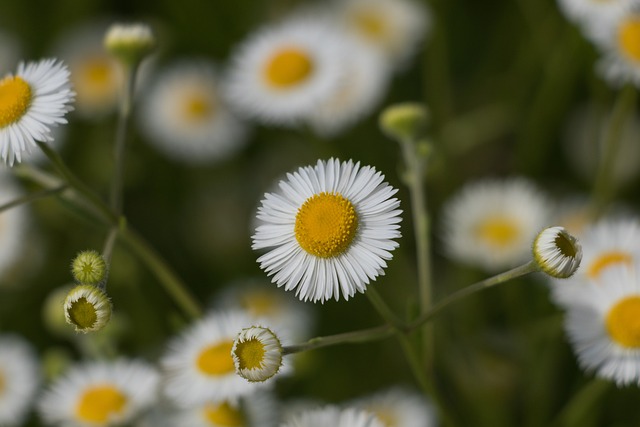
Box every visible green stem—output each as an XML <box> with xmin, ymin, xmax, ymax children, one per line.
<box><xmin>0</xmin><ymin>184</ymin><xmax>67</xmax><ymax>214</ymax></box>
<box><xmin>549</xmin><ymin>379</ymin><xmax>611</xmax><ymax>427</ymax></box>
<box><xmin>590</xmin><ymin>84</ymin><xmax>637</xmax><ymax>220</ymax></box>
<box><xmin>110</xmin><ymin>64</ymin><xmax>138</xmax><ymax>216</ymax></box>
<box><xmin>102</xmin><ymin>226</ymin><xmax>119</xmax><ymax>264</ymax></box>
<box><xmin>282</xmin><ymin>324</ymin><xmax>394</xmax><ymax>355</ymax></box>
<box><xmin>119</xmin><ymin>226</ymin><xmax>203</xmax><ymax>320</ymax></box>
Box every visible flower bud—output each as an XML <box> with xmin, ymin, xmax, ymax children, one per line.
<box><xmin>533</xmin><ymin>226</ymin><xmax>582</xmax><ymax>279</ymax></box>
<box><xmin>232</xmin><ymin>326</ymin><xmax>283</xmax><ymax>382</ymax></box>
<box><xmin>104</xmin><ymin>22</ymin><xmax>155</xmax><ymax>66</ymax></box>
<box><xmin>379</xmin><ymin>102</ymin><xmax>429</xmax><ymax>142</ymax></box>
<box><xmin>71</xmin><ymin>250</ymin><xmax>108</xmax><ymax>285</ymax></box>
<box><xmin>63</xmin><ymin>284</ymin><xmax>112</xmax><ymax>333</ymax></box>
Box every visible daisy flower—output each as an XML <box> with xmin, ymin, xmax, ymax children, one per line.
<box><xmin>564</xmin><ymin>264</ymin><xmax>640</xmax><ymax>385</ymax></box>
<box><xmin>160</xmin><ymin>310</ymin><xmax>280</xmax><ymax>407</ymax></box>
<box><xmin>232</xmin><ymin>326</ymin><xmax>283</xmax><ymax>383</ymax></box>
<box><xmin>441</xmin><ymin>177</ymin><xmax>550</xmax><ymax>271</ymax></box>
<box><xmin>0</xmin><ymin>176</ymin><xmax>28</xmax><ymax>281</ymax></box>
<box><xmin>38</xmin><ymin>359</ymin><xmax>159</xmax><ymax>427</ymax></box>
<box><xmin>0</xmin><ymin>58</ymin><xmax>74</xmax><ymax>165</ymax></box>
<box><xmin>557</xmin><ymin>0</ymin><xmax>630</xmax><ymax>41</ymax></box>
<box><xmin>252</xmin><ymin>158</ymin><xmax>402</xmax><ymax>303</ymax></box>
<box><xmin>224</xmin><ymin>14</ymin><xmax>346</xmax><ymax>125</ymax></box>
<box><xmin>138</xmin><ymin>59</ymin><xmax>248</xmax><ymax>164</ymax></box>
<box><xmin>595</xmin><ymin>7</ymin><xmax>640</xmax><ymax>87</ymax></box>
<box><xmin>284</xmin><ymin>406</ymin><xmax>385</xmax><ymax>427</ymax></box>
<box><xmin>550</xmin><ymin>218</ymin><xmax>640</xmax><ymax>306</ymax></box>
<box><xmin>0</xmin><ymin>335</ymin><xmax>40</xmax><ymax>426</ymax></box>
<box><xmin>332</xmin><ymin>0</ymin><xmax>430</xmax><ymax>69</ymax></box>
<box><xmin>352</xmin><ymin>388</ymin><xmax>437</xmax><ymax>427</ymax></box>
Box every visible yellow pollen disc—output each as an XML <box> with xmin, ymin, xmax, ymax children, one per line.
<box><xmin>68</xmin><ymin>297</ymin><xmax>98</xmax><ymax>329</ymax></box>
<box><xmin>606</xmin><ymin>296</ymin><xmax>640</xmax><ymax>348</ymax></box>
<box><xmin>474</xmin><ymin>217</ymin><xmax>520</xmax><ymax>248</ymax></box>
<box><xmin>264</xmin><ymin>47</ymin><xmax>314</xmax><ymax>88</ymax></box>
<box><xmin>240</xmin><ymin>291</ymin><xmax>277</xmax><ymax>317</ymax></box>
<box><xmin>75</xmin><ymin>385</ymin><xmax>127</xmax><ymax>423</ymax></box>
<box><xmin>235</xmin><ymin>338</ymin><xmax>266</xmax><ymax>370</ymax></box>
<box><xmin>372</xmin><ymin>409</ymin><xmax>398</xmax><ymax>427</ymax></box>
<box><xmin>0</xmin><ymin>371</ymin><xmax>5</xmax><ymax>396</ymax></box>
<box><xmin>618</xmin><ymin>17</ymin><xmax>640</xmax><ymax>62</ymax></box>
<box><xmin>182</xmin><ymin>93</ymin><xmax>214</xmax><ymax>122</ymax></box>
<box><xmin>294</xmin><ymin>192</ymin><xmax>359</xmax><ymax>258</ymax></box>
<box><xmin>353</xmin><ymin>10</ymin><xmax>388</xmax><ymax>40</ymax></box>
<box><xmin>0</xmin><ymin>76</ymin><xmax>32</xmax><ymax>128</ymax></box>
<box><xmin>203</xmin><ymin>402</ymin><xmax>245</xmax><ymax>427</ymax></box>
<box><xmin>587</xmin><ymin>251</ymin><xmax>633</xmax><ymax>279</ymax></box>
<box><xmin>196</xmin><ymin>341</ymin><xmax>235</xmax><ymax>376</ymax></box>
<box><xmin>75</xmin><ymin>56</ymin><xmax>117</xmax><ymax>100</ymax></box>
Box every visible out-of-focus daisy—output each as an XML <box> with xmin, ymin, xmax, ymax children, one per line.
<box><xmin>138</xmin><ymin>60</ymin><xmax>248</xmax><ymax>164</ymax></box>
<box><xmin>332</xmin><ymin>0</ymin><xmax>430</xmax><ymax>68</ymax></box>
<box><xmin>596</xmin><ymin>8</ymin><xmax>640</xmax><ymax>87</ymax></box>
<box><xmin>0</xmin><ymin>335</ymin><xmax>40</xmax><ymax>426</ymax></box>
<box><xmin>441</xmin><ymin>178</ymin><xmax>550</xmax><ymax>271</ymax></box>
<box><xmin>214</xmin><ymin>278</ymin><xmax>314</xmax><ymax>342</ymax></box>
<box><xmin>283</xmin><ymin>406</ymin><xmax>384</xmax><ymax>427</ymax></box>
<box><xmin>550</xmin><ymin>218</ymin><xmax>640</xmax><ymax>306</ymax></box>
<box><xmin>171</xmin><ymin>391</ymin><xmax>279</xmax><ymax>427</ymax></box>
<box><xmin>352</xmin><ymin>388</ymin><xmax>437</xmax><ymax>427</ymax></box>
<box><xmin>0</xmin><ymin>58</ymin><xmax>74</xmax><ymax>165</ymax></box>
<box><xmin>160</xmin><ymin>310</ymin><xmax>278</xmax><ymax>407</ymax></box>
<box><xmin>557</xmin><ymin>0</ymin><xmax>630</xmax><ymax>41</ymax></box>
<box><xmin>38</xmin><ymin>359</ymin><xmax>159</xmax><ymax>427</ymax></box>
<box><xmin>0</xmin><ymin>176</ymin><xmax>28</xmax><ymax>281</ymax></box>
<box><xmin>306</xmin><ymin>38</ymin><xmax>390</xmax><ymax>136</ymax></box>
<box><xmin>52</xmin><ymin>20</ymin><xmax>122</xmax><ymax>118</ymax></box>
<box><xmin>224</xmin><ymin>15</ymin><xmax>345</xmax><ymax>125</ymax></box>
<box><xmin>564</xmin><ymin>265</ymin><xmax>640</xmax><ymax>385</ymax></box>
<box><xmin>252</xmin><ymin>158</ymin><xmax>402</xmax><ymax>303</ymax></box>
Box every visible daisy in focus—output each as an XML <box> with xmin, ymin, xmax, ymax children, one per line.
<box><xmin>0</xmin><ymin>335</ymin><xmax>40</xmax><ymax>427</ymax></box>
<box><xmin>160</xmin><ymin>310</ymin><xmax>279</xmax><ymax>407</ymax></box>
<box><xmin>224</xmin><ymin>14</ymin><xmax>345</xmax><ymax>125</ymax></box>
<box><xmin>0</xmin><ymin>58</ymin><xmax>74</xmax><ymax>165</ymax></box>
<box><xmin>283</xmin><ymin>406</ymin><xmax>385</xmax><ymax>427</ymax></box>
<box><xmin>441</xmin><ymin>178</ymin><xmax>550</xmax><ymax>271</ymax></box>
<box><xmin>38</xmin><ymin>359</ymin><xmax>159</xmax><ymax>427</ymax></box>
<box><xmin>138</xmin><ymin>60</ymin><xmax>248</xmax><ymax>164</ymax></box>
<box><xmin>252</xmin><ymin>158</ymin><xmax>402</xmax><ymax>303</ymax></box>
<box><xmin>564</xmin><ymin>264</ymin><xmax>640</xmax><ymax>385</ymax></box>
<box><xmin>351</xmin><ymin>388</ymin><xmax>437</xmax><ymax>427</ymax></box>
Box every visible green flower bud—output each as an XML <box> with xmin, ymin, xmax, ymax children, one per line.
<box><xmin>71</xmin><ymin>250</ymin><xmax>107</xmax><ymax>285</ymax></box>
<box><xmin>533</xmin><ymin>226</ymin><xmax>582</xmax><ymax>279</ymax></box>
<box><xmin>379</xmin><ymin>102</ymin><xmax>429</xmax><ymax>142</ymax></box>
<box><xmin>104</xmin><ymin>22</ymin><xmax>155</xmax><ymax>66</ymax></box>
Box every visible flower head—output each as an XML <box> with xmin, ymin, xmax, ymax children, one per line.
<box><xmin>284</xmin><ymin>406</ymin><xmax>385</xmax><ymax>427</ymax></box>
<box><xmin>533</xmin><ymin>226</ymin><xmax>582</xmax><ymax>279</ymax></box>
<box><xmin>232</xmin><ymin>326</ymin><xmax>283</xmax><ymax>383</ymax></box>
<box><xmin>252</xmin><ymin>158</ymin><xmax>402</xmax><ymax>303</ymax></box>
<box><xmin>63</xmin><ymin>284</ymin><xmax>112</xmax><ymax>333</ymax></box>
<box><xmin>71</xmin><ymin>250</ymin><xmax>108</xmax><ymax>285</ymax></box>
<box><xmin>0</xmin><ymin>58</ymin><xmax>74</xmax><ymax>165</ymax></box>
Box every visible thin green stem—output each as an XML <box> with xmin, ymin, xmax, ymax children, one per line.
<box><xmin>102</xmin><ymin>226</ymin><xmax>119</xmax><ymax>264</ymax></box>
<box><xmin>282</xmin><ymin>324</ymin><xmax>394</xmax><ymax>355</ymax></box>
<box><xmin>590</xmin><ymin>84</ymin><xmax>637</xmax><ymax>220</ymax></box>
<box><xmin>110</xmin><ymin>63</ymin><xmax>138</xmax><ymax>216</ymax></box>
<box><xmin>0</xmin><ymin>184</ymin><xmax>67</xmax><ymax>214</ymax></box>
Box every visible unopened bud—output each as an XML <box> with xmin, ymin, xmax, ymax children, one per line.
<box><xmin>533</xmin><ymin>226</ymin><xmax>582</xmax><ymax>279</ymax></box>
<box><xmin>379</xmin><ymin>102</ymin><xmax>429</xmax><ymax>142</ymax></box>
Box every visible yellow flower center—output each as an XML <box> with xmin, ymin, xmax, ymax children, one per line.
<box><xmin>474</xmin><ymin>217</ymin><xmax>520</xmax><ymax>248</ymax></box>
<box><xmin>196</xmin><ymin>341</ymin><xmax>235</xmax><ymax>376</ymax></box>
<box><xmin>240</xmin><ymin>291</ymin><xmax>278</xmax><ymax>317</ymax></box>
<box><xmin>587</xmin><ymin>251</ymin><xmax>633</xmax><ymax>279</ymax></box>
<box><xmin>264</xmin><ymin>47</ymin><xmax>314</xmax><ymax>88</ymax></box>
<box><xmin>0</xmin><ymin>370</ymin><xmax>5</xmax><ymax>397</ymax></box>
<box><xmin>67</xmin><ymin>297</ymin><xmax>98</xmax><ymax>330</ymax></box>
<box><xmin>606</xmin><ymin>296</ymin><xmax>640</xmax><ymax>348</ymax></box>
<box><xmin>618</xmin><ymin>16</ymin><xmax>640</xmax><ymax>62</ymax></box>
<box><xmin>75</xmin><ymin>385</ymin><xmax>127</xmax><ymax>424</ymax></box>
<box><xmin>371</xmin><ymin>408</ymin><xmax>398</xmax><ymax>427</ymax></box>
<box><xmin>75</xmin><ymin>56</ymin><xmax>117</xmax><ymax>98</ymax></box>
<box><xmin>352</xmin><ymin>10</ymin><xmax>388</xmax><ymax>41</ymax></box>
<box><xmin>294</xmin><ymin>192</ymin><xmax>359</xmax><ymax>258</ymax></box>
<box><xmin>0</xmin><ymin>76</ymin><xmax>32</xmax><ymax>128</ymax></box>
<box><xmin>235</xmin><ymin>338</ymin><xmax>266</xmax><ymax>370</ymax></box>
<box><xmin>182</xmin><ymin>93</ymin><xmax>214</xmax><ymax>122</ymax></box>
<box><xmin>203</xmin><ymin>401</ymin><xmax>245</xmax><ymax>426</ymax></box>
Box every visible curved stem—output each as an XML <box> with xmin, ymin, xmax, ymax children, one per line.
<box><xmin>0</xmin><ymin>184</ymin><xmax>67</xmax><ymax>214</ymax></box>
<box><xmin>282</xmin><ymin>325</ymin><xmax>394</xmax><ymax>355</ymax></box>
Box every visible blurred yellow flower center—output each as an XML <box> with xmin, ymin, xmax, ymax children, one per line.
<box><xmin>75</xmin><ymin>385</ymin><xmax>127</xmax><ymax>423</ymax></box>
<box><xmin>75</xmin><ymin>56</ymin><xmax>117</xmax><ymax>101</ymax></box>
<box><xmin>196</xmin><ymin>341</ymin><xmax>235</xmax><ymax>375</ymax></box>
<box><xmin>240</xmin><ymin>291</ymin><xmax>277</xmax><ymax>316</ymax></box>
<box><xmin>0</xmin><ymin>76</ymin><xmax>32</xmax><ymax>128</ymax></box>
<box><xmin>587</xmin><ymin>251</ymin><xmax>632</xmax><ymax>279</ymax></box>
<box><xmin>370</xmin><ymin>407</ymin><xmax>398</xmax><ymax>427</ymax></box>
<box><xmin>0</xmin><ymin>371</ymin><xmax>5</xmax><ymax>396</ymax></box>
<box><xmin>618</xmin><ymin>17</ymin><xmax>640</xmax><ymax>62</ymax></box>
<box><xmin>264</xmin><ymin>47</ymin><xmax>314</xmax><ymax>88</ymax></box>
<box><xmin>475</xmin><ymin>217</ymin><xmax>520</xmax><ymax>248</ymax></box>
<box><xmin>182</xmin><ymin>93</ymin><xmax>214</xmax><ymax>122</ymax></box>
<box><xmin>295</xmin><ymin>192</ymin><xmax>359</xmax><ymax>258</ymax></box>
<box><xmin>353</xmin><ymin>10</ymin><xmax>388</xmax><ymax>40</ymax></box>
<box><xmin>235</xmin><ymin>338</ymin><xmax>266</xmax><ymax>370</ymax></box>
<box><xmin>67</xmin><ymin>297</ymin><xmax>98</xmax><ymax>330</ymax></box>
<box><xmin>203</xmin><ymin>401</ymin><xmax>245</xmax><ymax>426</ymax></box>
<box><xmin>606</xmin><ymin>296</ymin><xmax>640</xmax><ymax>348</ymax></box>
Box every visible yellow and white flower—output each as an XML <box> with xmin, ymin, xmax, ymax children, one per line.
<box><xmin>224</xmin><ymin>15</ymin><xmax>345</xmax><ymax>125</ymax></box>
<box><xmin>441</xmin><ymin>178</ymin><xmax>550</xmax><ymax>271</ymax></box>
<box><xmin>0</xmin><ymin>335</ymin><xmax>40</xmax><ymax>426</ymax></box>
<box><xmin>38</xmin><ymin>359</ymin><xmax>159</xmax><ymax>427</ymax></box>
<box><xmin>252</xmin><ymin>158</ymin><xmax>402</xmax><ymax>303</ymax></box>
<box><xmin>557</xmin><ymin>0</ymin><xmax>630</xmax><ymax>42</ymax></box>
<box><xmin>595</xmin><ymin>8</ymin><xmax>640</xmax><ymax>87</ymax></box>
<box><xmin>284</xmin><ymin>406</ymin><xmax>384</xmax><ymax>427</ymax></box>
<box><xmin>138</xmin><ymin>59</ymin><xmax>248</xmax><ymax>164</ymax></box>
<box><xmin>0</xmin><ymin>58</ymin><xmax>74</xmax><ymax>165</ymax></box>
<box><xmin>352</xmin><ymin>388</ymin><xmax>437</xmax><ymax>427</ymax></box>
<box><xmin>232</xmin><ymin>326</ymin><xmax>283</xmax><ymax>383</ymax></box>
